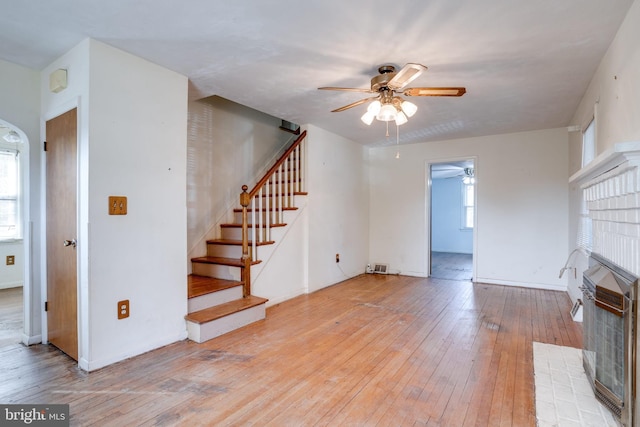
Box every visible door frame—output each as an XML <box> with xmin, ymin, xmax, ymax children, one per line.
<box><xmin>0</xmin><ymin>119</ymin><xmax>31</xmax><ymax>345</ymax></box>
<box><xmin>425</xmin><ymin>156</ymin><xmax>478</xmax><ymax>280</ymax></box>
<box><xmin>41</xmin><ymin>98</ymin><xmax>84</xmax><ymax>365</ymax></box>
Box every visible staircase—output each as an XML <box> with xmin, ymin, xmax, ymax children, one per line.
<box><xmin>185</xmin><ymin>131</ymin><xmax>307</xmax><ymax>343</ymax></box>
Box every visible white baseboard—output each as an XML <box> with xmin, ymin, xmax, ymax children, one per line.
<box><xmin>0</xmin><ymin>281</ymin><xmax>23</xmax><ymax>290</ymax></box>
<box><xmin>22</xmin><ymin>333</ymin><xmax>42</xmax><ymax>346</ymax></box>
<box><xmin>475</xmin><ymin>277</ymin><xmax>567</xmax><ymax>292</ymax></box>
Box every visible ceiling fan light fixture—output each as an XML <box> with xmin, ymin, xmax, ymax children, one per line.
<box><xmin>361</xmin><ymin>111</ymin><xmax>375</xmax><ymax>125</ymax></box>
<box><xmin>376</xmin><ymin>103</ymin><xmax>397</xmax><ymax>122</ymax></box>
<box><xmin>3</xmin><ymin>130</ymin><xmax>21</xmax><ymax>143</ymax></box>
<box><xmin>395</xmin><ymin>111</ymin><xmax>408</xmax><ymax>126</ymax></box>
<box><xmin>367</xmin><ymin>100</ymin><xmax>381</xmax><ymax>115</ymax></box>
<box><xmin>401</xmin><ymin>100</ymin><xmax>417</xmax><ymax>117</ymax></box>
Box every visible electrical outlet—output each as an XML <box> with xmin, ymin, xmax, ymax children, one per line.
<box><xmin>6</xmin><ymin>255</ymin><xmax>15</xmax><ymax>265</ymax></box>
<box><xmin>336</xmin><ymin>253</ymin><xmax>340</xmax><ymax>263</ymax></box>
<box><xmin>118</xmin><ymin>300</ymin><xmax>130</xmax><ymax>319</ymax></box>
<box><xmin>109</xmin><ymin>196</ymin><xmax>127</xmax><ymax>215</ymax></box>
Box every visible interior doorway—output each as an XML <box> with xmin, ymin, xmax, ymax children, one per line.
<box><xmin>429</xmin><ymin>159</ymin><xmax>475</xmax><ymax>281</ymax></box>
<box><xmin>0</xmin><ymin>121</ymin><xmax>28</xmax><ymax>349</ymax></box>
<box><xmin>45</xmin><ymin>108</ymin><xmax>78</xmax><ymax>360</ymax></box>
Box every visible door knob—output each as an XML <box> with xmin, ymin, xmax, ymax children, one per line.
<box><xmin>63</xmin><ymin>239</ymin><xmax>77</xmax><ymax>248</ymax></box>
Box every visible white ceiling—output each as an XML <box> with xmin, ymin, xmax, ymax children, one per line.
<box><xmin>0</xmin><ymin>0</ymin><xmax>634</xmax><ymax>146</ymax></box>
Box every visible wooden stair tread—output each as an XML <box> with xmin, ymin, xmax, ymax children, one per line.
<box><xmin>220</xmin><ymin>223</ymin><xmax>287</xmax><ymax>228</ymax></box>
<box><xmin>191</xmin><ymin>256</ymin><xmax>262</xmax><ymax>266</ymax></box>
<box><xmin>185</xmin><ymin>296</ymin><xmax>269</xmax><ymax>324</ymax></box>
<box><xmin>206</xmin><ymin>239</ymin><xmax>275</xmax><ymax>246</ymax></box>
<box><xmin>188</xmin><ymin>275</ymin><xmax>243</xmax><ymax>299</ymax></box>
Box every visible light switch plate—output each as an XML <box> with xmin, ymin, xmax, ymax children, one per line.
<box><xmin>6</xmin><ymin>255</ymin><xmax>15</xmax><ymax>265</ymax></box>
<box><xmin>109</xmin><ymin>196</ymin><xmax>127</xmax><ymax>215</ymax></box>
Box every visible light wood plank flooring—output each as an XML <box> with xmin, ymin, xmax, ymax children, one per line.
<box><xmin>431</xmin><ymin>251</ymin><xmax>473</xmax><ymax>281</ymax></box>
<box><xmin>0</xmin><ymin>275</ymin><xmax>581</xmax><ymax>426</ymax></box>
<box><xmin>0</xmin><ymin>286</ymin><xmax>22</xmax><ymax>348</ymax></box>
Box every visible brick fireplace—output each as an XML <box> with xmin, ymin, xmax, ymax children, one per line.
<box><xmin>572</xmin><ymin>141</ymin><xmax>640</xmax><ymax>426</ymax></box>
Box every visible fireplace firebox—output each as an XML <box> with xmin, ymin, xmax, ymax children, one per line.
<box><xmin>582</xmin><ymin>253</ymin><xmax>639</xmax><ymax>426</ymax></box>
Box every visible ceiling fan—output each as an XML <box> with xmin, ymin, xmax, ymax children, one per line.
<box><xmin>319</xmin><ymin>63</ymin><xmax>466</xmax><ymax>126</ymax></box>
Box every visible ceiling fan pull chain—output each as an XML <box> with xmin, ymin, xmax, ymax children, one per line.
<box><xmin>386</xmin><ymin>121</ymin><xmax>390</xmax><ymax>137</ymax></box>
<box><xmin>396</xmin><ymin>123</ymin><xmax>400</xmax><ymax>159</ymax></box>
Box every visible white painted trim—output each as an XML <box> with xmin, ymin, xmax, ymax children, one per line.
<box><xmin>264</xmin><ymin>288</ymin><xmax>307</xmax><ymax>307</ymax></box>
<box><xmin>40</xmin><ymin>97</ymin><xmax>83</xmax><ymax>361</ymax></box>
<box><xmin>0</xmin><ymin>281</ymin><xmax>24</xmax><ymax>289</ymax></box>
<box><xmin>569</xmin><ymin>141</ymin><xmax>640</xmax><ymax>184</ymax></box>
<box><xmin>0</xmin><ymin>119</ymin><xmax>31</xmax><ymax>354</ymax></box>
<box><xmin>82</xmin><ymin>330</ymin><xmax>188</xmax><ymax>372</ymax></box>
<box><xmin>476</xmin><ymin>278</ymin><xmax>567</xmax><ymax>292</ymax></box>
<box><xmin>426</xmin><ymin>156</ymin><xmax>478</xmax><ymax>281</ymax></box>
<box><xmin>22</xmin><ymin>333</ymin><xmax>42</xmax><ymax>346</ymax></box>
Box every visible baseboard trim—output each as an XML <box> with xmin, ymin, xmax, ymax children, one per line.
<box><xmin>475</xmin><ymin>278</ymin><xmax>567</xmax><ymax>292</ymax></box>
<box><xmin>22</xmin><ymin>333</ymin><xmax>42</xmax><ymax>346</ymax></box>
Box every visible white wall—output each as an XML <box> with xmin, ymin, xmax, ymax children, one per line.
<box><xmin>307</xmin><ymin>125</ymin><xmax>369</xmax><ymax>292</ymax></box>
<box><xmin>251</xmin><ymin>198</ymin><xmax>309</xmax><ymax>305</ymax></box>
<box><xmin>571</xmin><ymin>0</ymin><xmax>640</xmax><ymax>155</ymax></box>
<box><xmin>0</xmin><ymin>242</ymin><xmax>23</xmax><ymax>289</ymax></box>
<box><xmin>41</xmin><ymin>39</ymin><xmax>188</xmax><ymax>370</ymax></box>
<box><xmin>187</xmin><ymin>96</ymin><xmax>292</xmax><ymax>260</ymax></box>
<box><xmin>431</xmin><ymin>178</ymin><xmax>473</xmax><ymax>254</ymax></box>
<box><xmin>0</xmin><ymin>59</ymin><xmax>41</xmax><ymax>343</ymax></box>
<box><xmin>567</xmin><ymin>0</ymin><xmax>640</xmax><ymax>303</ymax></box>
<box><xmin>369</xmin><ymin>128</ymin><xmax>569</xmax><ymax>290</ymax></box>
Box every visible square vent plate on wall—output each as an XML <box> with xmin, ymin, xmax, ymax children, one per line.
<box><xmin>373</xmin><ymin>263</ymin><xmax>389</xmax><ymax>274</ymax></box>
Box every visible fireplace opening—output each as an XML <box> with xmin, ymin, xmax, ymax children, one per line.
<box><xmin>582</xmin><ymin>253</ymin><xmax>639</xmax><ymax>426</ymax></box>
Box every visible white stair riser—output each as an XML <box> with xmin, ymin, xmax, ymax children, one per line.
<box><xmin>221</xmin><ymin>227</ymin><xmax>277</xmax><ymax>241</ymax></box>
<box><xmin>207</xmin><ymin>243</ymin><xmax>245</xmax><ymax>258</ymax></box>
<box><xmin>188</xmin><ymin>286</ymin><xmax>243</xmax><ymax>313</ymax></box>
<box><xmin>186</xmin><ymin>304</ymin><xmax>266</xmax><ymax>343</ymax></box>
<box><xmin>192</xmin><ymin>263</ymin><xmax>241</xmax><ymax>281</ymax></box>
<box><xmin>233</xmin><ymin>211</ymin><xmax>285</xmax><ymax>224</ymax></box>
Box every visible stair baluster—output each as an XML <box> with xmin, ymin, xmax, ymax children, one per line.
<box><xmin>239</xmin><ymin>130</ymin><xmax>307</xmax><ymax>298</ymax></box>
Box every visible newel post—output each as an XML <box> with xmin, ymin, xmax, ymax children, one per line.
<box><xmin>240</xmin><ymin>185</ymin><xmax>252</xmax><ymax>297</ymax></box>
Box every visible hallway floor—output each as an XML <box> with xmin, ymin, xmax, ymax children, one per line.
<box><xmin>0</xmin><ymin>286</ymin><xmax>22</xmax><ymax>348</ymax></box>
<box><xmin>431</xmin><ymin>251</ymin><xmax>472</xmax><ymax>281</ymax></box>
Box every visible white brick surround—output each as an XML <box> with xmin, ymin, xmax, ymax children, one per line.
<box><xmin>571</xmin><ymin>142</ymin><xmax>640</xmax><ymax>275</ymax></box>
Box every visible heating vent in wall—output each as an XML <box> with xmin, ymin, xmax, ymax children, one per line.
<box><xmin>373</xmin><ymin>263</ymin><xmax>389</xmax><ymax>274</ymax></box>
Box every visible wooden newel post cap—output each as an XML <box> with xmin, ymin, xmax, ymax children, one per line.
<box><xmin>240</xmin><ymin>185</ymin><xmax>250</xmax><ymax>207</ymax></box>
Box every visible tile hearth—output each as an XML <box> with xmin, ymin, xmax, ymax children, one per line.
<box><xmin>533</xmin><ymin>342</ymin><xmax>617</xmax><ymax>427</ymax></box>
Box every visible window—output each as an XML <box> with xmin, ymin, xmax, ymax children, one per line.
<box><xmin>582</xmin><ymin>118</ymin><xmax>595</xmax><ymax>167</ymax></box>
<box><xmin>0</xmin><ymin>148</ymin><xmax>20</xmax><ymax>240</ymax></box>
<box><xmin>462</xmin><ymin>180</ymin><xmax>474</xmax><ymax>229</ymax></box>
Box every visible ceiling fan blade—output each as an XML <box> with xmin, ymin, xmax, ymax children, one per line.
<box><xmin>331</xmin><ymin>96</ymin><xmax>379</xmax><ymax>112</ymax></box>
<box><xmin>318</xmin><ymin>86</ymin><xmax>374</xmax><ymax>93</ymax></box>
<box><xmin>403</xmin><ymin>87</ymin><xmax>466</xmax><ymax>97</ymax></box>
<box><xmin>387</xmin><ymin>63</ymin><xmax>427</xmax><ymax>90</ymax></box>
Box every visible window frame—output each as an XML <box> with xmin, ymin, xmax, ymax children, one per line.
<box><xmin>582</xmin><ymin>117</ymin><xmax>596</xmax><ymax>168</ymax></box>
<box><xmin>461</xmin><ymin>179</ymin><xmax>474</xmax><ymax>230</ymax></box>
<box><xmin>0</xmin><ymin>144</ymin><xmax>21</xmax><ymax>241</ymax></box>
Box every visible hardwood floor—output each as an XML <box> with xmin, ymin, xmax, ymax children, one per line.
<box><xmin>431</xmin><ymin>252</ymin><xmax>473</xmax><ymax>281</ymax></box>
<box><xmin>0</xmin><ymin>286</ymin><xmax>22</xmax><ymax>348</ymax></box>
<box><xmin>0</xmin><ymin>275</ymin><xmax>581</xmax><ymax>426</ymax></box>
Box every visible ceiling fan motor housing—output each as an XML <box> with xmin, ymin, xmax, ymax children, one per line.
<box><xmin>371</xmin><ymin>71</ymin><xmax>397</xmax><ymax>92</ymax></box>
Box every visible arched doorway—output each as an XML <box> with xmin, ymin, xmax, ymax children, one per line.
<box><xmin>0</xmin><ymin>120</ymin><xmax>30</xmax><ymax>348</ymax></box>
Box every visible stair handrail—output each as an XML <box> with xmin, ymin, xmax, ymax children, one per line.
<box><xmin>239</xmin><ymin>130</ymin><xmax>307</xmax><ymax>297</ymax></box>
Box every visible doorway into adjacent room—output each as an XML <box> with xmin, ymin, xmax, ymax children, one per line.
<box><xmin>0</xmin><ymin>121</ymin><xmax>27</xmax><ymax>348</ymax></box>
<box><xmin>45</xmin><ymin>108</ymin><xmax>79</xmax><ymax>361</ymax></box>
<box><xmin>429</xmin><ymin>159</ymin><xmax>475</xmax><ymax>281</ymax></box>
